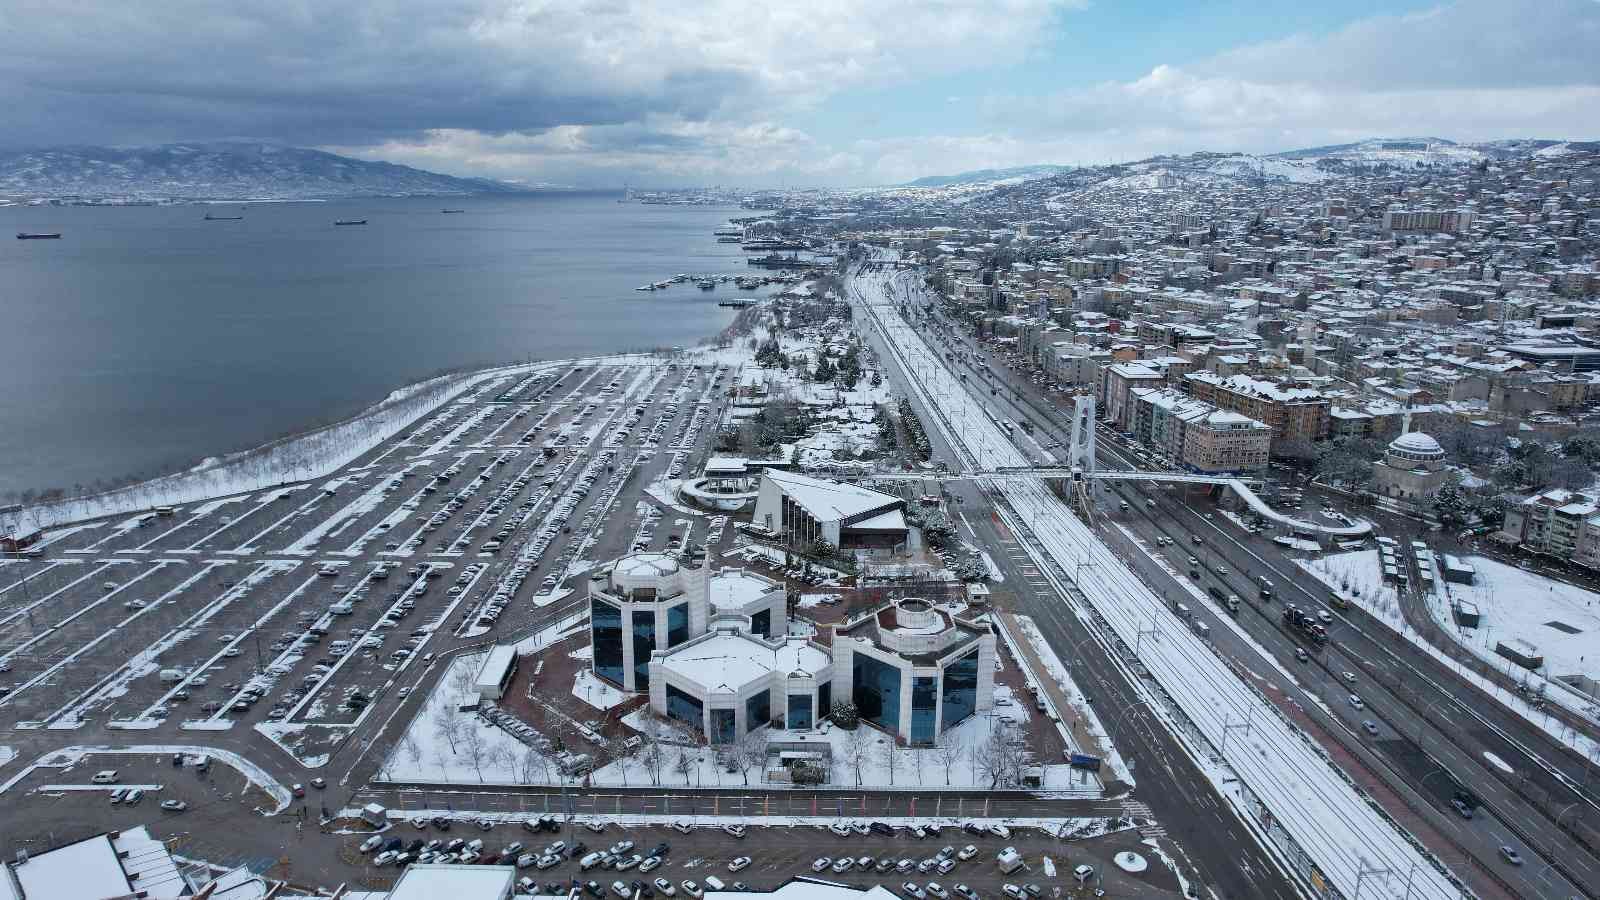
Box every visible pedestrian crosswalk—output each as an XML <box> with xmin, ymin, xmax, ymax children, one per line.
<box><xmin>1119</xmin><ymin>799</ymin><xmax>1168</xmax><ymax>838</ymax></box>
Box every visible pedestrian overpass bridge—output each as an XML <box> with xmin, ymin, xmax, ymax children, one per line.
<box><xmin>840</xmin><ymin>466</ymin><xmax>1372</xmax><ymax>539</ymax></box>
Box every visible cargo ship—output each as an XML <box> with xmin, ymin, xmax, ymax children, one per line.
<box><xmin>334</xmin><ymin>219</ymin><xmax>368</xmax><ymax>226</ymax></box>
<box><xmin>16</xmin><ymin>232</ymin><xmax>61</xmax><ymax>240</ymax></box>
<box><xmin>441</xmin><ymin>209</ymin><xmax>465</xmax><ymax>214</ymax></box>
<box><xmin>203</xmin><ymin>213</ymin><xmax>243</xmax><ymax>221</ymax></box>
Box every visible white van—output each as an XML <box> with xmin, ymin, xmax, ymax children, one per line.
<box><xmin>158</xmin><ymin>668</ymin><xmax>186</xmax><ymax>683</ymax></box>
<box><xmin>92</xmin><ymin>770</ymin><xmax>120</xmax><ymax>784</ymax></box>
<box><xmin>1191</xmin><ymin>621</ymin><xmax>1210</xmax><ymax>639</ymax></box>
<box><xmin>330</xmin><ymin>602</ymin><xmax>354</xmax><ymax>616</ymax></box>
<box><xmin>703</xmin><ymin>877</ymin><xmax>726</xmax><ymax>892</ymax></box>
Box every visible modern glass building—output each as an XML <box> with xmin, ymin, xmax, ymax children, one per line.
<box><xmin>587</xmin><ymin>551</ymin><xmax>708</xmax><ymax>692</ymax></box>
<box><xmin>831</xmin><ymin>598</ymin><xmax>996</xmax><ymax>746</ymax></box>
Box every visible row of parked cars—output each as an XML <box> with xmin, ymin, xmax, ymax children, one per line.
<box><xmin>812</xmin><ymin>843</ymin><xmax>979</xmax><ymax>877</ymax></box>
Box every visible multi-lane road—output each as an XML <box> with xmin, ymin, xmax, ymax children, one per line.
<box><xmin>882</xmin><ymin>263</ymin><xmax>1600</xmax><ymax>898</ymax></box>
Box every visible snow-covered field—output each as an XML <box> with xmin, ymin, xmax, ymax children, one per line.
<box><xmin>858</xmin><ymin>265</ymin><xmax>1456</xmax><ymax>900</ymax></box>
<box><xmin>1438</xmin><ymin>556</ymin><xmax>1600</xmax><ymax>687</ymax></box>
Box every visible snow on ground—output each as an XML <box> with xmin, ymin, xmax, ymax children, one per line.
<box><xmin>572</xmin><ymin>669</ymin><xmax>629</xmax><ymax>711</ymax></box>
<box><xmin>1440</xmin><ymin>555</ymin><xmax>1600</xmax><ymax>687</ymax></box>
<box><xmin>383</xmin><ymin>653</ymin><xmax>547</xmax><ymax>785</ymax></box>
<box><xmin>0</xmin><ymin>745</ymin><xmax>289</xmax><ymax>814</ymax></box>
<box><xmin>860</xmin><ymin>268</ymin><xmax>1453</xmax><ymax>900</ymax></box>
<box><xmin>1300</xmin><ymin>550</ymin><xmax>1600</xmax><ymax>757</ymax></box>
<box><xmin>0</xmin><ymin>747</ymin><xmax>14</xmax><ymax>768</ymax></box>
<box><xmin>1004</xmin><ymin>614</ymin><xmax>1128</xmax><ymax>788</ymax></box>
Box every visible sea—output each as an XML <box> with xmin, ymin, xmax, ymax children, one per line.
<box><xmin>0</xmin><ymin>194</ymin><xmax>780</xmax><ymax>496</ymax></box>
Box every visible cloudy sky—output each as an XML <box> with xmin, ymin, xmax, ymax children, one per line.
<box><xmin>3</xmin><ymin>0</ymin><xmax>1596</xmax><ymax>187</ymax></box>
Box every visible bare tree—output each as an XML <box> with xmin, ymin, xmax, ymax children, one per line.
<box><xmin>434</xmin><ymin>710</ymin><xmax>464</xmax><ymax>753</ymax></box>
<box><xmin>402</xmin><ymin>733</ymin><xmax>424</xmax><ymax>777</ymax></box>
<box><xmin>935</xmin><ymin>741</ymin><xmax>964</xmax><ymax>786</ymax></box>
<box><xmin>487</xmin><ymin>742</ymin><xmax>517</xmax><ymax>782</ymax></box>
<box><xmin>879</xmin><ymin>738</ymin><xmax>898</xmax><ymax>785</ymax></box>
<box><xmin>974</xmin><ymin>718</ymin><xmax>1021</xmax><ymax>790</ymax></box>
<box><xmin>638</xmin><ymin>718</ymin><xmax>667</xmax><ymax>787</ymax></box>
<box><xmin>842</xmin><ymin>726</ymin><xmax>871</xmax><ymax>787</ymax></box>
<box><xmin>673</xmin><ymin>748</ymin><xmax>696</xmax><ymax>786</ymax></box>
<box><xmin>461</xmin><ymin>724</ymin><xmax>488</xmax><ymax>783</ymax></box>
<box><xmin>518</xmin><ymin>745</ymin><xmax>548</xmax><ymax>785</ymax></box>
<box><xmin>733</xmin><ymin>728</ymin><xmax>767</xmax><ymax>787</ymax></box>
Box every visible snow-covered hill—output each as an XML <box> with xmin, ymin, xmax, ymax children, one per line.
<box><xmin>0</xmin><ymin>143</ymin><xmax>527</xmax><ymax>200</ymax></box>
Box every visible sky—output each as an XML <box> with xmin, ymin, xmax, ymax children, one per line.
<box><xmin>1</xmin><ymin>0</ymin><xmax>1597</xmax><ymax>188</ymax></box>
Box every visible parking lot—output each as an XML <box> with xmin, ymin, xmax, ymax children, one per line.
<box><xmin>0</xmin><ymin>361</ymin><xmax>735</xmax><ymax>750</ymax></box>
<box><xmin>333</xmin><ymin>818</ymin><xmax>1176</xmax><ymax>899</ymax></box>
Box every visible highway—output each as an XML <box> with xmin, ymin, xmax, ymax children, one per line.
<box><xmin>896</xmin><ymin>268</ymin><xmax>1600</xmax><ymax>898</ymax></box>
<box><xmin>850</xmin><ymin>257</ymin><xmax>1474</xmax><ymax>900</ymax></box>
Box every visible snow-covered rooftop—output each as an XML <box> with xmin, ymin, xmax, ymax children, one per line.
<box><xmin>4</xmin><ymin>827</ymin><xmax>184</xmax><ymax>900</ymax></box>
<box><xmin>762</xmin><ymin>469</ymin><xmax>899</xmax><ymax>523</ymax></box>
<box><xmin>660</xmin><ymin>633</ymin><xmax>829</xmax><ymax>689</ymax></box>
<box><xmin>389</xmin><ymin>864</ymin><xmax>516</xmax><ymax>900</ymax></box>
<box><xmin>709</xmin><ymin>569</ymin><xmax>780</xmax><ymax>610</ymax></box>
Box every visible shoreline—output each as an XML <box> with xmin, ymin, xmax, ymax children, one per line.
<box><xmin>1</xmin><ymin>352</ymin><xmax>665</xmax><ymax>536</ymax></box>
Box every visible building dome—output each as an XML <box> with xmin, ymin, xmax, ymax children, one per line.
<box><xmin>610</xmin><ymin>551</ymin><xmax>681</xmax><ymax>595</ymax></box>
<box><xmin>1389</xmin><ymin>431</ymin><xmax>1443</xmax><ymax>459</ymax></box>
<box><xmin>1388</xmin><ymin>425</ymin><xmax>1440</xmax><ymax>454</ymax></box>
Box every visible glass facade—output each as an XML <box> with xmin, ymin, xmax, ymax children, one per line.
<box><xmin>818</xmin><ymin>681</ymin><xmax>832</xmax><ymax>719</ymax></box>
<box><xmin>666</xmin><ymin>684</ymin><xmax>704</xmax><ymax>732</ymax></box>
<box><xmin>710</xmin><ymin>708</ymin><xmax>736</xmax><ymax>744</ymax></box>
<box><xmin>667</xmin><ymin>603</ymin><xmax>690</xmax><ymax>648</ymax></box>
<box><xmin>940</xmin><ymin>649</ymin><xmax>980</xmax><ymax>732</ymax></box>
<box><xmin>750</xmin><ymin>608</ymin><xmax>771</xmax><ymax>638</ymax></box>
<box><xmin>910</xmin><ymin>676</ymin><xmax>938</xmax><ymax>745</ymax></box>
<box><xmin>745</xmin><ymin>690</ymin><xmax>771</xmax><ymax>732</ymax></box>
<box><xmin>852</xmin><ymin>653</ymin><xmax>902</xmax><ymax>733</ymax></box>
<box><xmin>592</xmin><ymin>598</ymin><xmax>624</xmax><ymax>686</ymax></box>
<box><xmin>787</xmin><ymin>694</ymin><xmax>813</xmax><ymax>730</ymax></box>
<box><xmin>632</xmin><ymin>611</ymin><xmax>657</xmax><ymax>689</ymax></box>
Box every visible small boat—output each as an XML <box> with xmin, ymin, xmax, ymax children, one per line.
<box><xmin>16</xmin><ymin>232</ymin><xmax>61</xmax><ymax>240</ymax></box>
<box><xmin>697</xmin><ymin>280</ymin><xmax>716</xmax><ymax>290</ymax></box>
<box><xmin>441</xmin><ymin>209</ymin><xmax>465</xmax><ymax>214</ymax></box>
<box><xmin>635</xmin><ymin>285</ymin><xmax>655</xmax><ymax>292</ymax></box>
<box><xmin>334</xmin><ymin>219</ymin><xmax>367</xmax><ymax>226</ymax></box>
<box><xmin>203</xmin><ymin>213</ymin><xmax>243</xmax><ymax>221</ymax></box>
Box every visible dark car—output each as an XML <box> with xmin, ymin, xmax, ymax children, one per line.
<box><xmin>651</xmin><ymin>843</ymin><xmax>671</xmax><ymax>859</ymax></box>
<box><xmin>383</xmin><ymin>838</ymin><xmax>404</xmax><ymax>853</ymax></box>
<box><xmin>586</xmin><ymin>882</ymin><xmax>605</xmax><ymax>898</ymax></box>
<box><xmin>433</xmin><ymin>816</ymin><xmax>452</xmax><ymax>831</ymax></box>
<box><xmin>408</xmin><ymin>840</ymin><xmax>425</xmax><ymax>854</ymax></box>
<box><xmin>870</xmin><ymin>822</ymin><xmax>896</xmax><ymax>836</ymax></box>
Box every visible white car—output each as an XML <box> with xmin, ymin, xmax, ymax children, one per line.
<box><xmin>681</xmin><ymin>882</ymin><xmax>703</xmax><ymax>899</ymax></box>
<box><xmin>1348</xmin><ymin>694</ymin><xmax>1364</xmax><ymax>710</ymax></box>
<box><xmin>159</xmin><ymin>799</ymin><xmax>187</xmax><ymax>812</ymax></box>
<box><xmin>902</xmin><ymin>883</ymin><xmax>926</xmax><ymax>900</ymax></box>
<box><xmin>360</xmin><ymin>835</ymin><xmax>384</xmax><ymax>853</ymax></box>
<box><xmin>957</xmin><ymin>846</ymin><xmax>978</xmax><ymax>862</ymax></box>
<box><xmin>728</xmin><ymin>857</ymin><xmax>751</xmax><ymax>872</ymax></box>
<box><xmin>654</xmin><ymin>879</ymin><xmax>676</xmax><ymax>896</ymax></box>
<box><xmin>831</xmin><ymin>858</ymin><xmax>853</xmax><ymax>873</ymax></box>
<box><xmin>812</xmin><ymin>858</ymin><xmax>832</xmax><ymax>873</ymax></box>
<box><xmin>926</xmin><ymin>884</ymin><xmax>948</xmax><ymax>899</ymax></box>
<box><xmin>1073</xmin><ymin>864</ymin><xmax>1095</xmax><ymax>883</ymax></box>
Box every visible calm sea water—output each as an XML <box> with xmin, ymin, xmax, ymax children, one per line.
<box><xmin>0</xmin><ymin>194</ymin><xmax>769</xmax><ymax>495</ymax></box>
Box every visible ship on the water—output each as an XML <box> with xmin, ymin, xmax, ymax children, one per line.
<box><xmin>334</xmin><ymin>219</ymin><xmax>368</xmax><ymax>226</ymax></box>
<box><xmin>718</xmin><ymin>298</ymin><xmax>757</xmax><ymax>308</ymax></box>
<box><xmin>441</xmin><ymin>209</ymin><xmax>465</xmax><ymax>214</ymax></box>
<box><xmin>747</xmin><ymin>253</ymin><xmax>814</xmax><ymax>269</ymax></box>
<box><xmin>203</xmin><ymin>213</ymin><xmax>243</xmax><ymax>221</ymax></box>
<box><xmin>16</xmin><ymin>232</ymin><xmax>61</xmax><ymax>240</ymax></box>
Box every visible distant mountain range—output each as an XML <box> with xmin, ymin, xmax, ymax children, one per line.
<box><xmin>899</xmin><ymin>165</ymin><xmax>1073</xmax><ymax>188</ymax></box>
<box><xmin>0</xmin><ymin>143</ymin><xmax>530</xmax><ymax>200</ymax></box>
<box><xmin>897</xmin><ymin>137</ymin><xmax>1594</xmax><ymax>193</ymax></box>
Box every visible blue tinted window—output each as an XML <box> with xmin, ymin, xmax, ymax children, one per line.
<box><xmin>787</xmin><ymin>694</ymin><xmax>813</xmax><ymax>730</ymax></box>
<box><xmin>852</xmin><ymin>654</ymin><xmax>901</xmax><ymax>733</ymax></box>
<box><xmin>818</xmin><ymin>680</ymin><xmax>831</xmax><ymax>718</ymax></box>
<box><xmin>632</xmin><ymin>611</ymin><xmax>656</xmax><ymax>689</ymax></box>
<box><xmin>745</xmin><ymin>690</ymin><xmax>770</xmax><ymax>732</ymax></box>
<box><xmin>666</xmin><ymin>683</ymin><xmax>703</xmax><ymax>732</ymax></box>
<box><xmin>667</xmin><ymin>603</ymin><xmax>689</xmax><ymax>647</ymax></box>
<box><xmin>750</xmin><ymin>608</ymin><xmax>771</xmax><ymax>638</ymax></box>
<box><xmin>592</xmin><ymin>598</ymin><xmax>624</xmax><ymax>686</ymax></box>
<box><xmin>911</xmin><ymin>676</ymin><xmax>938</xmax><ymax>745</ymax></box>
<box><xmin>710</xmin><ymin>708</ymin><xmax>736</xmax><ymax>744</ymax></box>
<box><xmin>940</xmin><ymin>649</ymin><xmax>980</xmax><ymax>732</ymax></box>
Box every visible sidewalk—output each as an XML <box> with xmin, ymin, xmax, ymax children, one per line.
<box><xmin>993</xmin><ymin>609</ymin><xmax>1115</xmax><ymax>789</ymax></box>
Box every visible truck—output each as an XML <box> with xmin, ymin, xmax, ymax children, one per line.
<box><xmin>996</xmin><ymin>847</ymin><xmax>1025</xmax><ymax>875</ymax></box>
<box><xmin>1066</xmin><ymin>753</ymin><xmax>1102</xmax><ymax>772</ymax></box>
<box><xmin>1282</xmin><ymin>605</ymin><xmax>1329</xmax><ymax>645</ymax></box>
